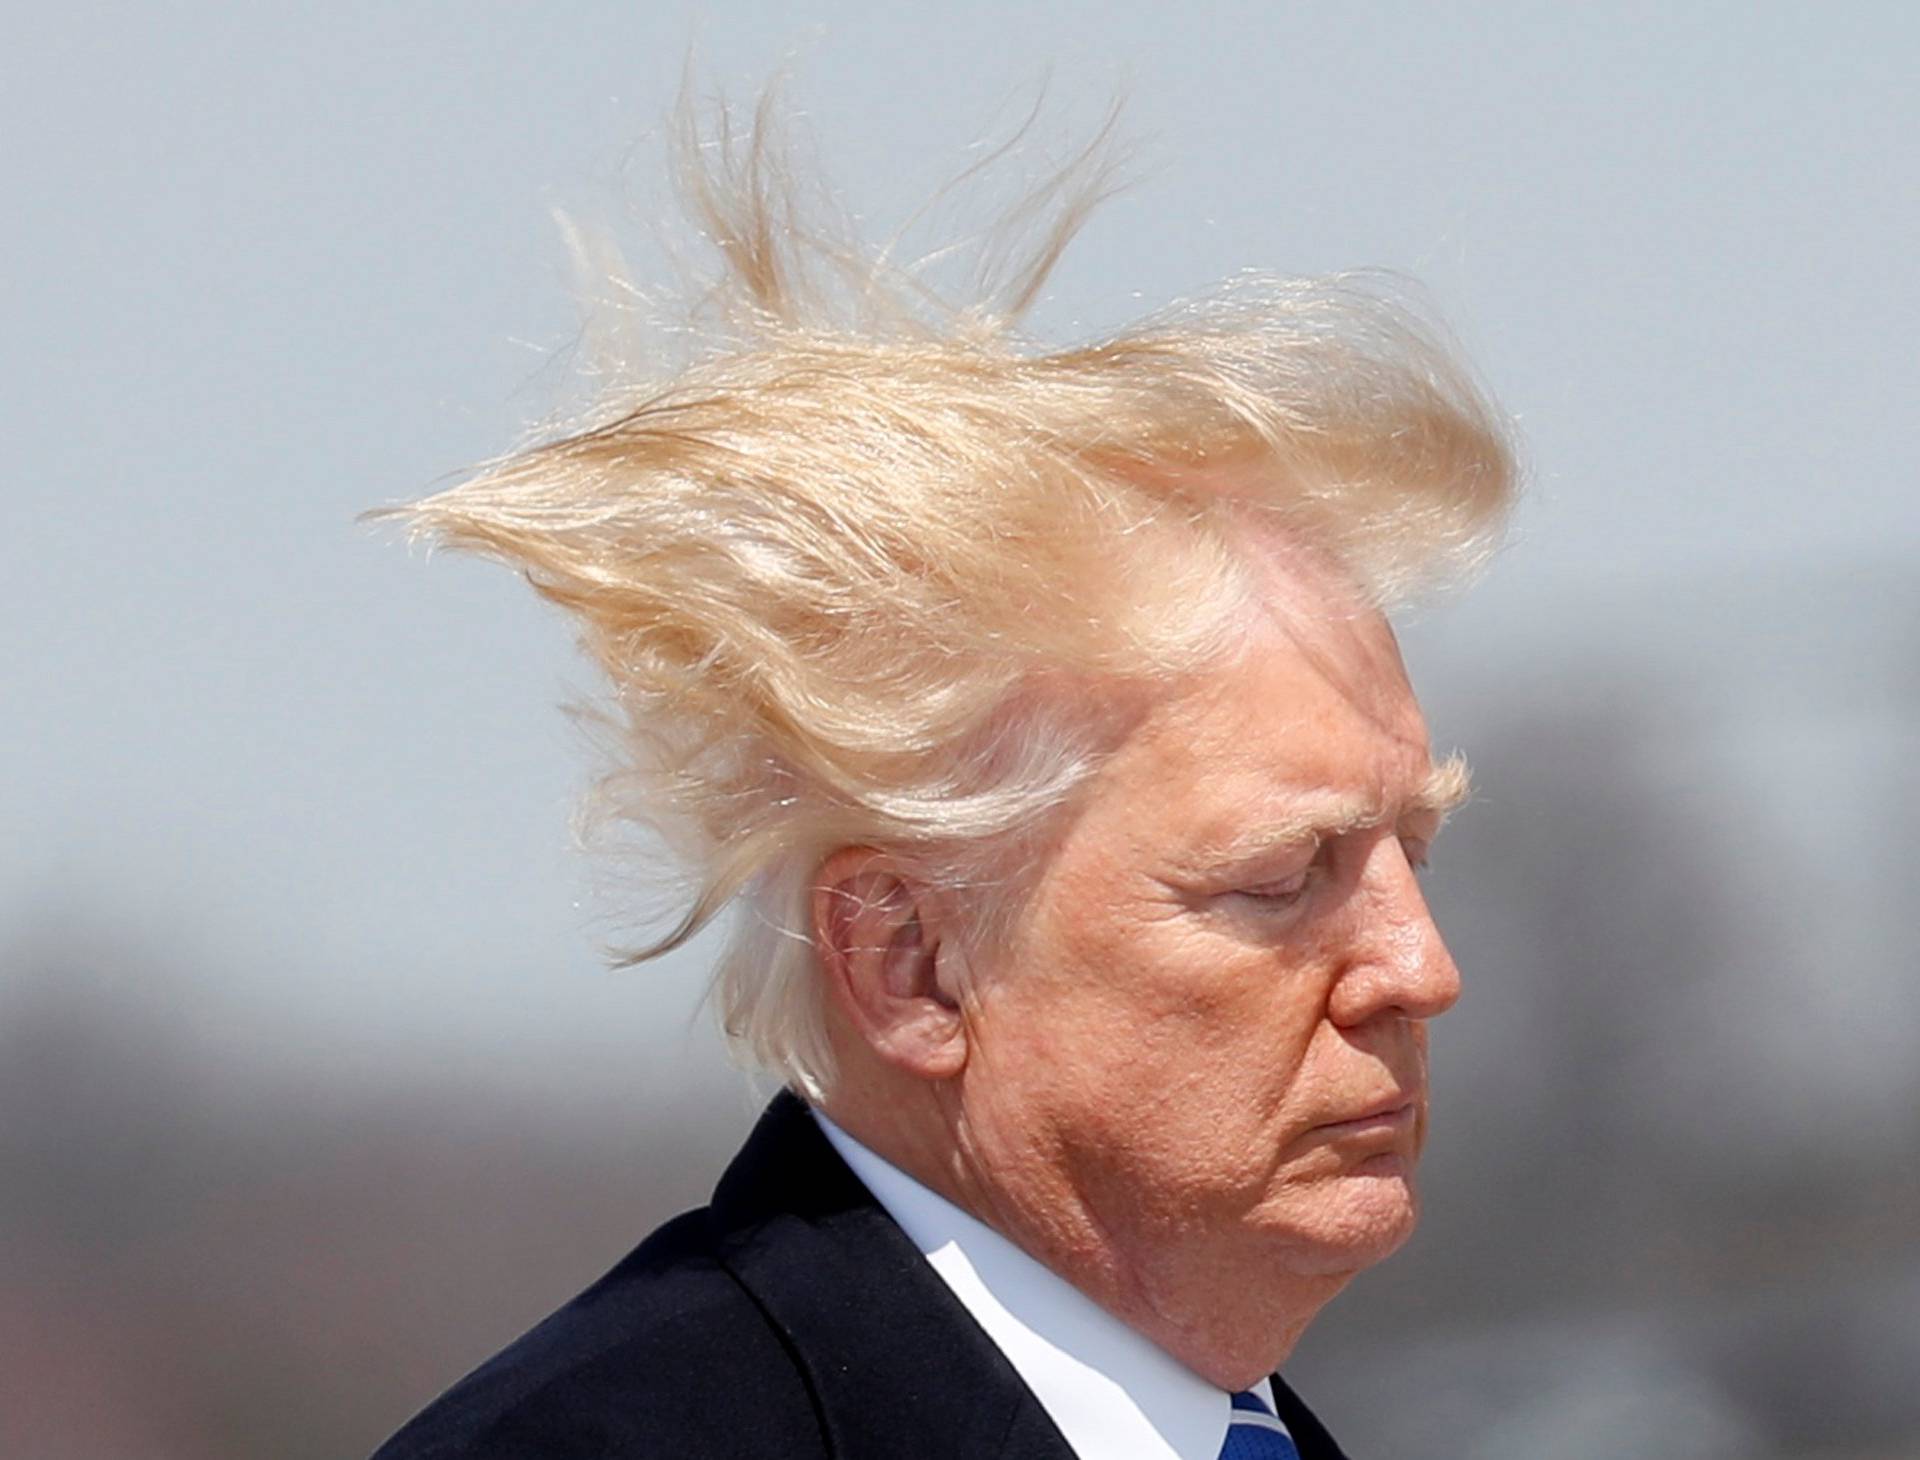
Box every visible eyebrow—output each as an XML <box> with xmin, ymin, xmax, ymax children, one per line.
<box><xmin>1197</xmin><ymin>754</ymin><xmax>1473</xmax><ymax>869</ymax></box>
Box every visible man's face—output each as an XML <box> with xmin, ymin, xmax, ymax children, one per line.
<box><xmin>957</xmin><ymin>576</ymin><xmax>1463</xmax><ymax>1296</ymax></box>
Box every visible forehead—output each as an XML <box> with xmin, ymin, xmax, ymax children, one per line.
<box><xmin>1188</xmin><ymin>607</ymin><xmax>1422</xmax><ymax>777</ymax></box>
<box><xmin>1074</xmin><ymin>594</ymin><xmax>1435</xmax><ymax>865</ymax></box>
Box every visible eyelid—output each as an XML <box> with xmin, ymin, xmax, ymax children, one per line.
<box><xmin>1398</xmin><ymin>804</ymin><xmax>1447</xmax><ymax>846</ymax></box>
<box><xmin>1228</xmin><ymin>865</ymin><xmax>1317</xmax><ymax>910</ymax></box>
<box><xmin>1240</xmin><ymin>871</ymin><xmax>1310</xmax><ymax>898</ymax></box>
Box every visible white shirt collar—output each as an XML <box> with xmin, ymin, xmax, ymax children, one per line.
<box><xmin>812</xmin><ymin>1109</ymin><xmax>1285</xmax><ymax>1460</ymax></box>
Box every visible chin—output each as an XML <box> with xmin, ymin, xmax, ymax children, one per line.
<box><xmin>1282</xmin><ymin>1166</ymin><xmax>1421</xmax><ymax>1275</ymax></box>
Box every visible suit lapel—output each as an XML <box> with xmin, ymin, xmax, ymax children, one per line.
<box><xmin>709</xmin><ymin>1092</ymin><xmax>1077</xmax><ymax>1460</ymax></box>
<box><xmin>711</xmin><ymin>1093</ymin><xmax>1348</xmax><ymax>1460</ymax></box>
<box><xmin>1270</xmin><ymin>1371</ymin><xmax>1350</xmax><ymax>1460</ymax></box>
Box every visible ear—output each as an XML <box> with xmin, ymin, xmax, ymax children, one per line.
<box><xmin>812</xmin><ymin>847</ymin><xmax>968</xmax><ymax>1080</ymax></box>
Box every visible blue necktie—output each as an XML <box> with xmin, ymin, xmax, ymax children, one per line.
<box><xmin>1218</xmin><ymin>1389</ymin><xmax>1302</xmax><ymax>1459</ymax></box>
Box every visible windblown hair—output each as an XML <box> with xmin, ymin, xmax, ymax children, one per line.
<box><xmin>375</xmin><ymin>90</ymin><xmax>1516</xmax><ymax>1098</ymax></box>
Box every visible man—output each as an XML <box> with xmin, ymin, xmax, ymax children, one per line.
<box><xmin>370</xmin><ymin>96</ymin><xmax>1514</xmax><ymax>1459</ymax></box>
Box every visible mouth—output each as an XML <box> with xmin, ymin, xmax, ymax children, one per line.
<box><xmin>1315</xmin><ymin>1097</ymin><xmax>1417</xmax><ymax>1137</ymax></box>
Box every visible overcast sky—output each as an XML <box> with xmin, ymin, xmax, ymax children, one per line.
<box><xmin>5</xmin><ymin>2</ymin><xmax>1914</xmax><ymax>1097</ymax></box>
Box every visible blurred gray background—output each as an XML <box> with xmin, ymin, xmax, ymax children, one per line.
<box><xmin>4</xmin><ymin>3</ymin><xmax>1915</xmax><ymax>1457</ymax></box>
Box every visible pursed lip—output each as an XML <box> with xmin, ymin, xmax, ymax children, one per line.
<box><xmin>1315</xmin><ymin>1094</ymin><xmax>1418</xmax><ymax>1134</ymax></box>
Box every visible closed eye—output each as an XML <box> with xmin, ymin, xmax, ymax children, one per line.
<box><xmin>1229</xmin><ymin>870</ymin><xmax>1313</xmax><ymax>908</ymax></box>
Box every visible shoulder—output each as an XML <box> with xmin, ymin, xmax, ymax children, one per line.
<box><xmin>370</xmin><ymin>1207</ymin><xmax>825</xmax><ymax>1460</ymax></box>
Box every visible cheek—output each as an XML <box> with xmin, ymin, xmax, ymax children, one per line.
<box><xmin>964</xmin><ymin>910</ymin><xmax>1194</xmax><ymax>1172</ymax></box>
<box><xmin>1005</xmin><ymin>896</ymin><xmax>1237</xmax><ymax>1078</ymax></box>
<box><xmin>977</xmin><ymin>896</ymin><xmax>1334</xmax><ymax>1171</ymax></box>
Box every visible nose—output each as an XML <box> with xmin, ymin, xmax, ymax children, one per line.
<box><xmin>1326</xmin><ymin>837</ymin><xmax>1462</xmax><ymax>1027</ymax></box>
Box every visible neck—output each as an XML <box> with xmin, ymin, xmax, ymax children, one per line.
<box><xmin>818</xmin><ymin>1067</ymin><xmax>1348</xmax><ymax>1390</ymax></box>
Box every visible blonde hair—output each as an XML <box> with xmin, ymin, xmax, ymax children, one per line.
<box><xmin>373</xmin><ymin>90</ymin><xmax>1516</xmax><ymax>1098</ymax></box>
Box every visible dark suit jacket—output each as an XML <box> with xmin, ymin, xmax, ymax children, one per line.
<box><xmin>371</xmin><ymin>1091</ymin><xmax>1348</xmax><ymax>1458</ymax></box>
